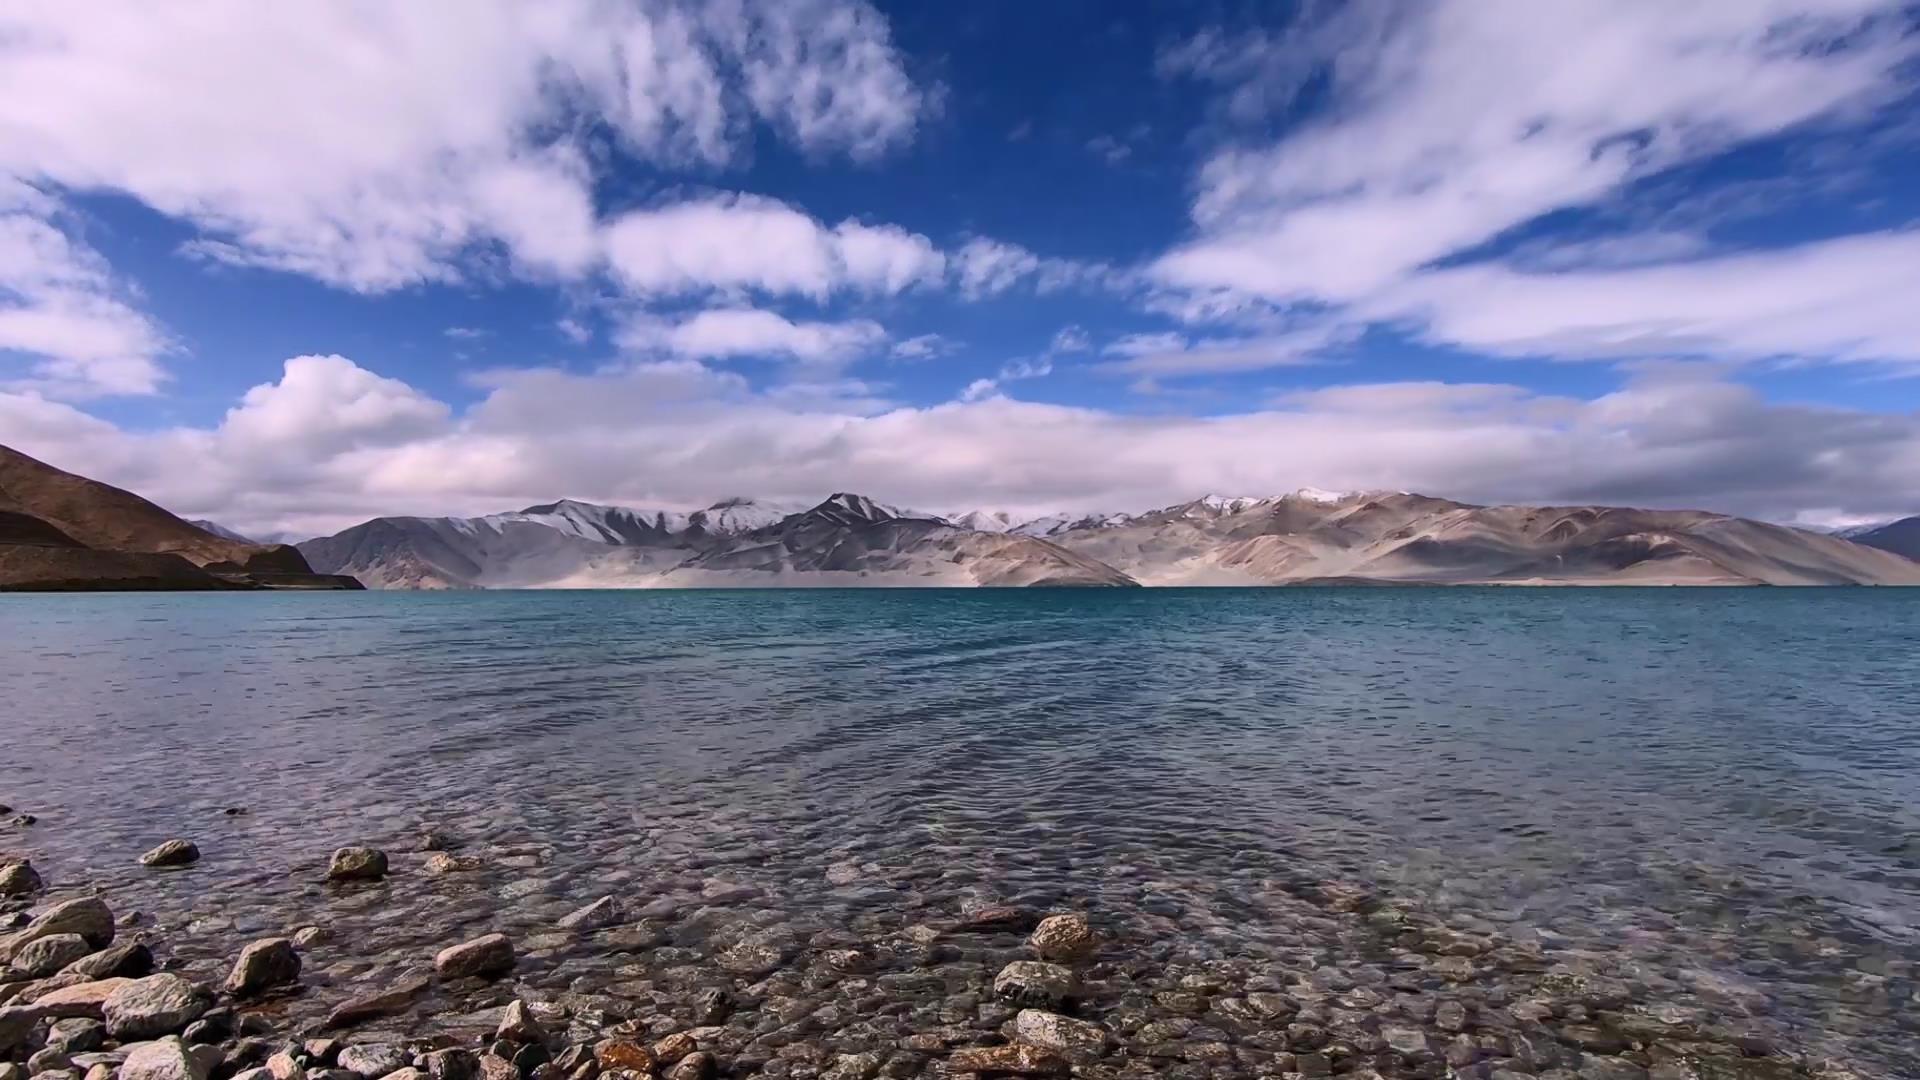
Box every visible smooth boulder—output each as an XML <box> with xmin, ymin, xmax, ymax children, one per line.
<box><xmin>64</xmin><ymin>943</ymin><xmax>154</xmax><ymax>981</ymax></box>
<box><xmin>120</xmin><ymin>1037</ymin><xmax>213</xmax><ymax>1080</ymax></box>
<box><xmin>1013</xmin><ymin>1010</ymin><xmax>1108</xmax><ymax>1063</ymax></box>
<box><xmin>0</xmin><ymin>861</ymin><xmax>42</xmax><ymax>897</ymax></box>
<box><xmin>336</xmin><ymin>1044</ymin><xmax>407</xmax><ymax>1079</ymax></box>
<box><xmin>103</xmin><ymin>974</ymin><xmax>210</xmax><ymax>1040</ymax></box>
<box><xmin>1027</xmin><ymin>913</ymin><xmax>1097</xmax><ymax>962</ymax></box>
<box><xmin>2</xmin><ymin>896</ymin><xmax>114</xmax><ymax>961</ymax></box>
<box><xmin>433</xmin><ymin>934</ymin><xmax>514</xmax><ymax>980</ymax></box>
<box><xmin>139</xmin><ymin>841</ymin><xmax>201</xmax><ymax>869</ymax></box>
<box><xmin>993</xmin><ymin>961</ymin><xmax>1077</xmax><ymax>1009</ymax></box>
<box><xmin>12</xmin><ymin>933</ymin><xmax>93</xmax><ymax>978</ymax></box>
<box><xmin>224</xmin><ymin>938</ymin><xmax>300</xmax><ymax>997</ymax></box>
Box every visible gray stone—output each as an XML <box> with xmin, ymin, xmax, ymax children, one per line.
<box><xmin>1382</xmin><ymin>1026</ymin><xmax>1428</xmax><ymax>1055</ymax></box>
<box><xmin>1435</xmin><ymin>1000</ymin><xmax>1468</xmax><ymax>1033</ymax></box>
<box><xmin>12</xmin><ymin>934</ymin><xmax>93</xmax><ymax>978</ymax></box>
<box><xmin>104</xmin><ymin>974</ymin><xmax>211</xmax><ymax>1040</ymax></box>
<box><xmin>138</xmin><ymin>842</ymin><xmax>201</xmax><ymax>869</ymax></box>
<box><xmin>27</xmin><ymin>1048</ymin><xmax>71</xmax><ymax>1074</ymax></box>
<box><xmin>63</xmin><ymin>943</ymin><xmax>153</xmax><ymax>980</ymax></box>
<box><xmin>993</xmin><ymin>962</ymin><xmax>1077</xmax><ymax>1009</ymax></box>
<box><xmin>224</xmin><ymin>938</ymin><xmax>300</xmax><ymax>997</ymax></box>
<box><xmin>291</xmin><ymin>927</ymin><xmax>329</xmax><ymax>949</ymax></box>
<box><xmin>336</xmin><ymin>1044</ymin><xmax>408</xmax><ymax>1080</ymax></box>
<box><xmin>3</xmin><ymin>898</ymin><xmax>114</xmax><ymax>961</ymax></box>
<box><xmin>47</xmin><ymin>1019</ymin><xmax>104</xmax><ymax>1053</ymax></box>
<box><xmin>326</xmin><ymin>848</ymin><xmax>388</xmax><ymax>883</ymax></box>
<box><xmin>555</xmin><ymin>898</ymin><xmax>621</xmax><ymax>932</ymax></box>
<box><xmin>0</xmin><ymin>862</ymin><xmax>42</xmax><ymax>898</ymax></box>
<box><xmin>322</xmin><ymin>973</ymin><xmax>430</xmax><ymax>1029</ymax></box>
<box><xmin>433</xmin><ymin>935</ymin><xmax>514</xmax><ymax>980</ymax></box>
<box><xmin>495</xmin><ymin>1001</ymin><xmax>544</xmax><ymax>1044</ymax></box>
<box><xmin>384</xmin><ymin>1070</ymin><xmax>426</xmax><ymax>1080</ymax></box>
<box><xmin>121</xmin><ymin>1038</ymin><xmax>211</xmax><ymax>1080</ymax></box>
<box><xmin>1012</xmin><ymin>1010</ymin><xmax>1107</xmax><ymax>1064</ymax></box>
<box><xmin>1027</xmin><ymin>914</ymin><xmax>1096</xmax><ymax>963</ymax></box>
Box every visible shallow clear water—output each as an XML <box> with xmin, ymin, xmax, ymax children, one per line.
<box><xmin>3</xmin><ymin>589</ymin><xmax>1918</xmax><ymax>1075</ymax></box>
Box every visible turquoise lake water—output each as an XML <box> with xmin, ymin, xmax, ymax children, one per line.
<box><xmin>2</xmin><ymin>589</ymin><xmax>1917</xmax><ymax>1071</ymax></box>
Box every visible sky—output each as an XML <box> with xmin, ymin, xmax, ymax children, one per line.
<box><xmin>3</xmin><ymin>0</ymin><xmax>1920</xmax><ymax>539</ymax></box>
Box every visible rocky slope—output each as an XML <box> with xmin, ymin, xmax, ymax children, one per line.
<box><xmin>1844</xmin><ymin>515</ymin><xmax>1920</xmax><ymax>562</ymax></box>
<box><xmin>0</xmin><ymin>446</ymin><xmax>360</xmax><ymax>591</ymax></box>
<box><xmin>654</xmin><ymin>494</ymin><xmax>1138</xmax><ymax>587</ymax></box>
<box><xmin>1050</xmin><ymin>491</ymin><xmax>1920</xmax><ymax>586</ymax></box>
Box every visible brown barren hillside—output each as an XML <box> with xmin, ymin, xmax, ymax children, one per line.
<box><xmin>0</xmin><ymin>444</ymin><xmax>361</xmax><ymax>591</ymax></box>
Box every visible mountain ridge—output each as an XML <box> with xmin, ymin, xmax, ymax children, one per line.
<box><xmin>0</xmin><ymin>445</ymin><xmax>362</xmax><ymax>591</ymax></box>
<box><xmin>293</xmin><ymin>487</ymin><xmax>1920</xmax><ymax>589</ymax></box>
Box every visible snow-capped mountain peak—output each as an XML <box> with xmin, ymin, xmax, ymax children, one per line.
<box><xmin>688</xmin><ymin>497</ymin><xmax>812</xmax><ymax>536</ymax></box>
<box><xmin>1190</xmin><ymin>494</ymin><xmax>1267</xmax><ymax>515</ymax></box>
<box><xmin>490</xmin><ymin>499</ymin><xmax>692</xmax><ymax>544</ymax></box>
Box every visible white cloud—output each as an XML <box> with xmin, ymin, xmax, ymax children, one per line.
<box><xmin>221</xmin><ymin>355</ymin><xmax>450</xmax><ymax>459</ymax></box>
<box><xmin>953</xmin><ymin>238</ymin><xmax>1042</xmax><ymax>299</ymax></box>
<box><xmin>891</xmin><ymin>333</ymin><xmax>955</xmax><ymax>360</ymax></box>
<box><xmin>8</xmin><ymin>355</ymin><xmax>1920</xmax><ymax>537</ymax></box>
<box><xmin>1097</xmin><ymin>326</ymin><xmax>1344</xmax><ymax>379</ymax></box>
<box><xmin>0</xmin><ymin>2</ymin><xmax>928</xmax><ymax>294</ymax></box>
<box><xmin>1152</xmin><ymin>0</ymin><xmax>1920</xmax><ymax>365</ymax></box>
<box><xmin>1376</xmin><ymin>229</ymin><xmax>1920</xmax><ymax>365</ymax></box>
<box><xmin>602</xmin><ymin>193</ymin><xmax>945</xmax><ymax>300</ymax></box>
<box><xmin>0</xmin><ymin>206</ymin><xmax>168</xmax><ymax>396</ymax></box>
<box><xmin>617</xmin><ymin>307</ymin><xmax>886</xmax><ymax>364</ymax></box>
<box><xmin>962</xmin><ymin>357</ymin><xmax>1053</xmax><ymax>401</ymax></box>
<box><xmin>1048</xmin><ymin>325</ymin><xmax>1091</xmax><ymax>354</ymax></box>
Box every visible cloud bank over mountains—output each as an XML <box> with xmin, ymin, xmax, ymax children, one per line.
<box><xmin>2</xmin><ymin>0</ymin><xmax>1919</xmax><ymax>532</ymax></box>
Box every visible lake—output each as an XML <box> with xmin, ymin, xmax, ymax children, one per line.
<box><xmin>3</xmin><ymin>589</ymin><xmax>1917</xmax><ymax>1076</ymax></box>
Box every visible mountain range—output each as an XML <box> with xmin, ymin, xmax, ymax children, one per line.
<box><xmin>1837</xmin><ymin>516</ymin><xmax>1920</xmax><ymax>562</ymax></box>
<box><xmin>8</xmin><ymin>441</ymin><xmax>1914</xmax><ymax>591</ymax></box>
<box><xmin>291</xmin><ymin>487</ymin><xmax>1920</xmax><ymax>589</ymax></box>
<box><xmin>0</xmin><ymin>445</ymin><xmax>360</xmax><ymax>591</ymax></box>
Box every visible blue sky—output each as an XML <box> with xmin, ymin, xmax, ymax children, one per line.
<box><xmin>3</xmin><ymin>1</ymin><xmax>1920</xmax><ymax>537</ymax></box>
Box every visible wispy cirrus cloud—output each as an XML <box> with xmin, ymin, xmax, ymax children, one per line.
<box><xmin>1151</xmin><ymin>0</ymin><xmax>1920</xmax><ymax>369</ymax></box>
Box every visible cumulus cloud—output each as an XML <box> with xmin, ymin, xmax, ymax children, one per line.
<box><xmin>221</xmin><ymin>355</ymin><xmax>451</xmax><ymax>459</ymax></box>
<box><xmin>0</xmin><ymin>2</ymin><xmax>928</xmax><ymax>294</ymax></box>
<box><xmin>7</xmin><ymin>353</ymin><xmax>1920</xmax><ymax>538</ymax></box>
<box><xmin>0</xmin><ymin>204</ymin><xmax>169</xmax><ymax>396</ymax></box>
<box><xmin>602</xmin><ymin>194</ymin><xmax>945</xmax><ymax>300</ymax></box>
